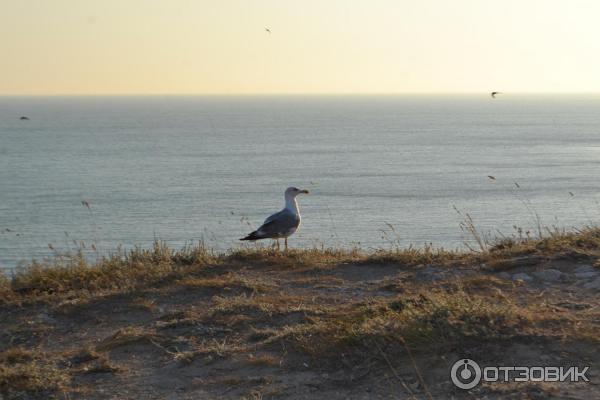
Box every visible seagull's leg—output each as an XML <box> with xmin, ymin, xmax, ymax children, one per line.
<box><xmin>284</xmin><ymin>237</ymin><xmax>288</xmax><ymax>251</ymax></box>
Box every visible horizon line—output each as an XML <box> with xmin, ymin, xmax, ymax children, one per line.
<box><xmin>3</xmin><ymin>91</ymin><xmax>600</xmax><ymax>98</ymax></box>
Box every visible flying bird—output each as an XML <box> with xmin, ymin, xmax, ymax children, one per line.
<box><xmin>240</xmin><ymin>187</ymin><xmax>309</xmax><ymax>250</ymax></box>
<box><xmin>265</xmin><ymin>27</ymin><xmax>271</xmax><ymax>34</ymax></box>
<box><xmin>19</xmin><ymin>116</ymin><xmax>29</xmax><ymax>120</ymax></box>
<box><xmin>491</xmin><ymin>91</ymin><xmax>502</xmax><ymax>98</ymax></box>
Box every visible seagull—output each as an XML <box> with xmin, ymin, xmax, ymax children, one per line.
<box><xmin>265</xmin><ymin>27</ymin><xmax>271</xmax><ymax>34</ymax></box>
<box><xmin>240</xmin><ymin>187</ymin><xmax>309</xmax><ymax>250</ymax></box>
<box><xmin>491</xmin><ymin>91</ymin><xmax>502</xmax><ymax>98</ymax></box>
<box><xmin>19</xmin><ymin>116</ymin><xmax>29</xmax><ymax>120</ymax></box>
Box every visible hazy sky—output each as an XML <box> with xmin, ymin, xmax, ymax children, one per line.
<box><xmin>2</xmin><ymin>0</ymin><xmax>600</xmax><ymax>95</ymax></box>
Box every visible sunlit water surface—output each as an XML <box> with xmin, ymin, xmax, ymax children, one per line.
<box><xmin>1</xmin><ymin>95</ymin><xmax>600</xmax><ymax>270</ymax></box>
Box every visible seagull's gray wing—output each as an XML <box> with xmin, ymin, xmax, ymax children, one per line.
<box><xmin>240</xmin><ymin>209</ymin><xmax>300</xmax><ymax>240</ymax></box>
<box><xmin>257</xmin><ymin>209</ymin><xmax>300</xmax><ymax>238</ymax></box>
<box><xmin>263</xmin><ymin>209</ymin><xmax>287</xmax><ymax>224</ymax></box>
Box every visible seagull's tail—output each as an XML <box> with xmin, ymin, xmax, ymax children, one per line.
<box><xmin>240</xmin><ymin>231</ymin><xmax>260</xmax><ymax>241</ymax></box>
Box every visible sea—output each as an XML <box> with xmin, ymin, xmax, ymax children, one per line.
<box><xmin>1</xmin><ymin>95</ymin><xmax>600</xmax><ymax>270</ymax></box>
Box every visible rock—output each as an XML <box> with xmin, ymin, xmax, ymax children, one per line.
<box><xmin>574</xmin><ymin>271</ymin><xmax>598</xmax><ymax>279</ymax></box>
<box><xmin>512</xmin><ymin>273</ymin><xmax>533</xmax><ymax>282</ymax></box>
<box><xmin>532</xmin><ymin>269</ymin><xmax>563</xmax><ymax>282</ymax></box>
<box><xmin>583</xmin><ymin>278</ymin><xmax>600</xmax><ymax>291</ymax></box>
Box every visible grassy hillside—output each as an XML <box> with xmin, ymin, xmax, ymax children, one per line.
<box><xmin>1</xmin><ymin>229</ymin><xmax>599</xmax><ymax>399</ymax></box>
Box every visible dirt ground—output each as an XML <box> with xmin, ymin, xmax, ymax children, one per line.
<box><xmin>1</xmin><ymin>252</ymin><xmax>599</xmax><ymax>399</ymax></box>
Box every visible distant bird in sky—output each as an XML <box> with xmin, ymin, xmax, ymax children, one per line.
<box><xmin>491</xmin><ymin>91</ymin><xmax>502</xmax><ymax>98</ymax></box>
<box><xmin>265</xmin><ymin>27</ymin><xmax>271</xmax><ymax>34</ymax></box>
<box><xmin>20</xmin><ymin>116</ymin><xmax>29</xmax><ymax>120</ymax></box>
<box><xmin>240</xmin><ymin>187</ymin><xmax>309</xmax><ymax>250</ymax></box>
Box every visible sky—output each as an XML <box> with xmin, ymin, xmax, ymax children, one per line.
<box><xmin>1</xmin><ymin>0</ymin><xmax>600</xmax><ymax>95</ymax></box>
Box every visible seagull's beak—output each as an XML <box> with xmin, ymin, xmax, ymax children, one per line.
<box><xmin>300</xmin><ymin>189</ymin><xmax>310</xmax><ymax>194</ymax></box>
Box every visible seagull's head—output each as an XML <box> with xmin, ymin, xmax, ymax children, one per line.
<box><xmin>285</xmin><ymin>186</ymin><xmax>310</xmax><ymax>198</ymax></box>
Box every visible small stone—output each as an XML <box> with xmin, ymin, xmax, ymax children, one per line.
<box><xmin>512</xmin><ymin>273</ymin><xmax>533</xmax><ymax>282</ymax></box>
<box><xmin>532</xmin><ymin>269</ymin><xmax>563</xmax><ymax>282</ymax></box>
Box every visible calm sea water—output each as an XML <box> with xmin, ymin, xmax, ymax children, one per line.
<box><xmin>1</xmin><ymin>95</ymin><xmax>600</xmax><ymax>269</ymax></box>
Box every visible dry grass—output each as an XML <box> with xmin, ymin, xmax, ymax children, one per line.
<box><xmin>3</xmin><ymin>241</ymin><xmax>216</xmax><ymax>300</ymax></box>
<box><xmin>2</xmin><ymin>227</ymin><xmax>600</xmax><ymax>303</ymax></box>
<box><xmin>1</xmin><ymin>228</ymin><xmax>600</xmax><ymax>399</ymax></box>
<box><xmin>360</xmin><ymin>245</ymin><xmax>471</xmax><ymax>267</ymax></box>
<box><xmin>176</xmin><ymin>273</ymin><xmax>273</xmax><ymax>293</ymax></box>
<box><xmin>456</xmin><ymin>274</ymin><xmax>513</xmax><ymax>290</ymax></box>
<box><xmin>246</xmin><ymin>353</ymin><xmax>280</xmax><ymax>367</ymax></box>
<box><xmin>265</xmin><ymin>289</ymin><xmax>523</xmax><ymax>361</ymax></box>
<box><xmin>487</xmin><ymin>226</ymin><xmax>600</xmax><ymax>258</ymax></box>
<box><xmin>0</xmin><ymin>274</ymin><xmax>11</xmax><ymax>303</ymax></box>
<box><xmin>80</xmin><ymin>357</ymin><xmax>122</xmax><ymax>374</ymax></box>
<box><xmin>96</xmin><ymin>326</ymin><xmax>169</xmax><ymax>352</ymax></box>
<box><xmin>0</xmin><ymin>348</ymin><xmax>69</xmax><ymax>398</ymax></box>
<box><xmin>211</xmin><ymin>293</ymin><xmax>312</xmax><ymax>315</ymax></box>
<box><xmin>226</xmin><ymin>247</ymin><xmax>364</xmax><ymax>268</ymax></box>
<box><xmin>68</xmin><ymin>347</ymin><xmax>101</xmax><ymax>364</ymax></box>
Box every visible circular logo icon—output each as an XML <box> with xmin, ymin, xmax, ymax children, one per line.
<box><xmin>451</xmin><ymin>359</ymin><xmax>482</xmax><ymax>389</ymax></box>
